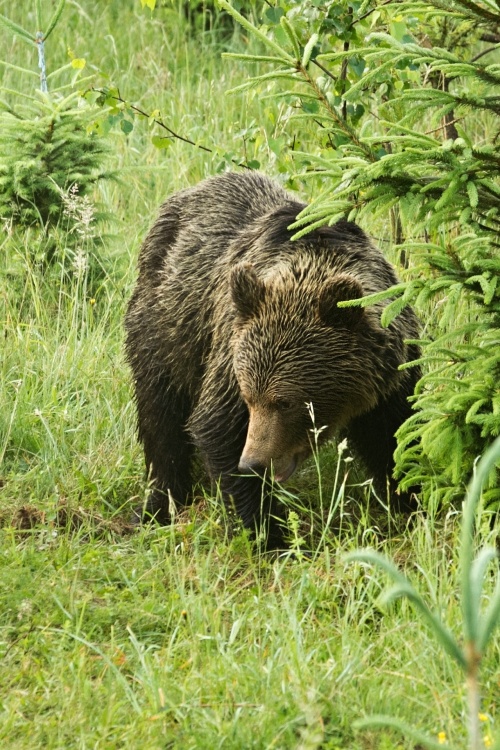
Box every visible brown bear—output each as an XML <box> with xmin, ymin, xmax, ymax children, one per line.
<box><xmin>125</xmin><ymin>171</ymin><xmax>420</xmax><ymax>548</ymax></box>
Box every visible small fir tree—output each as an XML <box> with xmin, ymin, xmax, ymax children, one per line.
<box><xmin>0</xmin><ymin>2</ymin><xmax>112</xmax><ymax>244</ymax></box>
<box><xmin>0</xmin><ymin>95</ymin><xmax>111</xmax><ymax>229</ymax></box>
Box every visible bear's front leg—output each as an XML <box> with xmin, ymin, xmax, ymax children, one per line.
<box><xmin>345</xmin><ymin>377</ymin><xmax>421</xmax><ymax>514</ymax></box>
<box><xmin>222</xmin><ymin>465</ymin><xmax>287</xmax><ymax>550</ymax></box>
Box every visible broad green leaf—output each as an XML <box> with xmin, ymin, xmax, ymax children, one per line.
<box><xmin>151</xmin><ymin>135</ymin><xmax>171</xmax><ymax>149</ymax></box>
<box><xmin>120</xmin><ymin>119</ymin><xmax>134</xmax><ymax>135</ymax></box>
<box><xmin>347</xmin><ymin>551</ymin><xmax>466</xmax><ymax>668</ymax></box>
<box><xmin>461</xmin><ymin>437</ymin><xmax>500</xmax><ymax>644</ymax></box>
<box><xmin>477</xmin><ymin>575</ymin><xmax>500</xmax><ymax>653</ymax></box>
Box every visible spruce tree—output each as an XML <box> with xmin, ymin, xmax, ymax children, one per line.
<box><xmin>219</xmin><ymin>0</ymin><xmax>500</xmax><ymax>509</ymax></box>
<box><xmin>0</xmin><ymin>95</ymin><xmax>111</xmax><ymax>228</ymax></box>
<box><xmin>0</xmin><ymin>3</ymin><xmax>111</xmax><ymax>241</ymax></box>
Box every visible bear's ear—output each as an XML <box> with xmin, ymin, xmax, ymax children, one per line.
<box><xmin>230</xmin><ymin>262</ymin><xmax>266</xmax><ymax>321</ymax></box>
<box><xmin>318</xmin><ymin>274</ymin><xmax>364</xmax><ymax>328</ymax></box>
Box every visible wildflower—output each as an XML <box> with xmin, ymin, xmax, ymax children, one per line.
<box><xmin>60</xmin><ymin>183</ymin><xmax>96</xmax><ymax>240</ymax></box>
<box><xmin>437</xmin><ymin>732</ymin><xmax>447</xmax><ymax>745</ymax></box>
<box><xmin>75</xmin><ymin>195</ymin><xmax>95</xmax><ymax>239</ymax></box>
<box><xmin>89</xmin><ymin>298</ymin><xmax>96</xmax><ymax>306</ymax></box>
<box><xmin>60</xmin><ymin>183</ymin><xmax>80</xmax><ymax>218</ymax></box>
<box><xmin>484</xmin><ymin>735</ymin><xmax>492</xmax><ymax>748</ymax></box>
<box><xmin>337</xmin><ymin>437</ymin><xmax>348</xmax><ymax>456</ymax></box>
<box><xmin>479</xmin><ymin>713</ymin><xmax>489</xmax><ymax>722</ymax></box>
<box><xmin>72</xmin><ymin>249</ymin><xmax>88</xmax><ymax>277</ymax></box>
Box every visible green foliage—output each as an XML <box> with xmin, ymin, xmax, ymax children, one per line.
<box><xmin>0</xmin><ymin>94</ymin><xmax>111</xmax><ymax>231</ymax></box>
<box><xmin>0</xmin><ymin>3</ymin><xmax>498</xmax><ymax>747</ymax></box>
<box><xmin>139</xmin><ymin>0</ymin><xmax>261</xmax><ymax>36</ymax></box>
<box><xmin>218</xmin><ymin>0</ymin><xmax>500</xmax><ymax>510</ymax></box>
<box><xmin>348</xmin><ymin>436</ymin><xmax>500</xmax><ymax>750</ymax></box>
<box><xmin>0</xmin><ymin>2</ymin><xmax>113</xmax><ymax>281</ymax></box>
<box><xmin>0</xmin><ymin>0</ymin><xmax>68</xmax><ymax>93</ymax></box>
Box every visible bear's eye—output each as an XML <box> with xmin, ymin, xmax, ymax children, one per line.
<box><xmin>274</xmin><ymin>398</ymin><xmax>293</xmax><ymax>412</ymax></box>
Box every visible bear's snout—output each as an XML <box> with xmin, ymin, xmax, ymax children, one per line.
<box><xmin>237</xmin><ymin>456</ymin><xmax>267</xmax><ymax>476</ymax></box>
<box><xmin>238</xmin><ymin>452</ymin><xmax>299</xmax><ymax>483</ymax></box>
<box><xmin>238</xmin><ymin>447</ymin><xmax>300</xmax><ymax>484</ymax></box>
<box><xmin>238</xmin><ymin>405</ymin><xmax>305</xmax><ymax>483</ymax></box>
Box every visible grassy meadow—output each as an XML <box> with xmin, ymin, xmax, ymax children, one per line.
<box><xmin>0</xmin><ymin>2</ymin><xmax>498</xmax><ymax>748</ymax></box>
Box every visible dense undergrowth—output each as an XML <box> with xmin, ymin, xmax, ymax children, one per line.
<box><xmin>0</xmin><ymin>1</ymin><xmax>498</xmax><ymax>748</ymax></box>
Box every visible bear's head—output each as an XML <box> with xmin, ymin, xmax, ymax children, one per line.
<box><xmin>230</xmin><ymin>260</ymin><xmax>387</xmax><ymax>482</ymax></box>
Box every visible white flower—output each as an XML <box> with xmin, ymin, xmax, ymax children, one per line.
<box><xmin>72</xmin><ymin>248</ymin><xmax>88</xmax><ymax>277</ymax></box>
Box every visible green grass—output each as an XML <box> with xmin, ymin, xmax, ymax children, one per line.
<box><xmin>0</xmin><ymin>2</ymin><xmax>498</xmax><ymax>748</ymax></box>
<box><xmin>2</xmin><ymin>507</ymin><xmax>498</xmax><ymax>749</ymax></box>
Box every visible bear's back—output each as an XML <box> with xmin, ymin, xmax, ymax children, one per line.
<box><xmin>166</xmin><ymin>171</ymin><xmax>295</xmax><ymax>254</ymax></box>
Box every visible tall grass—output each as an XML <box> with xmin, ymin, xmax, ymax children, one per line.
<box><xmin>0</xmin><ymin>2</ymin><xmax>498</xmax><ymax>748</ymax></box>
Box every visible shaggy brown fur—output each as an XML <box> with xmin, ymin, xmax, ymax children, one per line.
<box><xmin>125</xmin><ymin>172</ymin><xmax>420</xmax><ymax>548</ymax></box>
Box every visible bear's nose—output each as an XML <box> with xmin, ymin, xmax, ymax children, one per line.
<box><xmin>238</xmin><ymin>457</ymin><xmax>266</xmax><ymax>476</ymax></box>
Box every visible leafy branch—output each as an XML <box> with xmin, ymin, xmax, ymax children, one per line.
<box><xmin>91</xmin><ymin>87</ymin><xmax>254</xmax><ymax>169</ymax></box>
